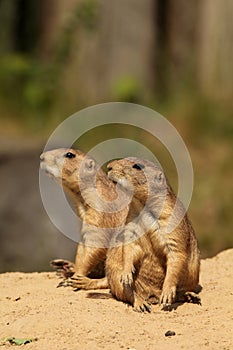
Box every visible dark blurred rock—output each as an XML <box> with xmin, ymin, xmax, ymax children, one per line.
<box><xmin>0</xmin><ymin>145</ymin><xmax>76</xmax><ymax>272</ymax></box>
<box><xmin>165</xmin><ymin>330</ymin><xmax>176</xmax><ymax>337</ymax></box>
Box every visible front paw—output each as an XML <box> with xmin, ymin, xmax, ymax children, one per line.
<box><xmin>133</xmin><ymin>295</ymin><xmax>151</xmax><ymax>313</ymax></box>
<box><xmin>160</xmin><ymin>286</ymin><xmax>176</xmax><ymax>307</ymax></box>
<box><xmin>120</xmin><ymin>272</ymin><xmax>133</xmax><ymax>287</ymax></box>
<box><xmin>120</xmin><ymin>266</ymin><xmax>136</xmax><ymax>287</ymax></box>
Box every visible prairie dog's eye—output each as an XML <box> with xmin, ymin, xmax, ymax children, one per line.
<box><xmin>64</xmin><ymin>152</ymin><xmax>76</xmax><ymax>159</ymax></box>
<box><xmin>132</xmin><ymin>163</ymin><xmax>144</xmax><ymax>170</ymax></box>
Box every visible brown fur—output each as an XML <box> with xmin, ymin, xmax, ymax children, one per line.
<box><xmin>40</xmin><ymin>148</ymin><xmax>128</xmax><ymax>284</ymax></box>
<box><xmin>106</xmin><ymin>158</ymin><xmax>200</xmax><ymax>308</ymax></box>
<box><xmin>105</xmin><ymin>235</ymin><xmax>165</xmax><ymax>311</ymax></box>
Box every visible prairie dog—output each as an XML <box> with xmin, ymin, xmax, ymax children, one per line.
<box><xmin>41</xmin><ymin>149</ymin><xmax>165</xmax><ymax>311</ymax></box>
<box><xmin>40</xmin><ymin>148</ymin><xmax>128</xmax><ymax>284</ymax></box>
<box><xmin>107</xmin><ymin>157</ymin><xmax>200</xmax><ymax>307</ymax></box>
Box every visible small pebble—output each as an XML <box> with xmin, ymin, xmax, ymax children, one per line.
<box><xmin>165</xmin><ymin>330</ymin><xmax>176</xmax><ymax>337</ymax></box>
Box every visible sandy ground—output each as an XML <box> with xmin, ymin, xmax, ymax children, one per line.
<box><xmin>0</xmin><ymin>249</ymin><xmax>232</xmax><ymax>350</ymax></box>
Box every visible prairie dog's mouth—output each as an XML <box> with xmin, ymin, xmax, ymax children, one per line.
<box><xmin>108</xmin><ymin>173</ymin><xmax>133</xmax><ymax>192</ymax></box>
<box><xmin>117</xmin><ymin>178</ymin><xmax>132</xmax><ymax>189</ymax></box>
<box><xmin>108</xmin><ymin>173</ymin><xmax>118</xmax><ymax>184</ymax></box>
<box><xmin>40</xmin><ymin>162</ymin><xmax>61</xmax><ymax>179</ymax></box>
<box><xmin>111</xmin><ymin>179</ymin><xmax>117</xmax><ymax>185</ymax></box>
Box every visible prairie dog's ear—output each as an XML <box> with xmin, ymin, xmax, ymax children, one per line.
<box><xmin>154</xmin><ymin>171</ymin><xmax>165</xmax><ymax>185</ymax></box>
<box><xmin>85</xmin><ymin>158</ymin><xmax>95</xmax><ymax>171</ymax></box>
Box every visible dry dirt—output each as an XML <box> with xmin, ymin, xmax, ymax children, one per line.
<box><xmin>0</xmin><ymin>249</ymin><xmax>233</xmax><ymax>350</ymax></box>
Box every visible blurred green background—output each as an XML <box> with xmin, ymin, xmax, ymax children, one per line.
<box><xmin>0</xmin><ymin>0</ymin><xmax>232</xmax><ymax>271</ymax></box>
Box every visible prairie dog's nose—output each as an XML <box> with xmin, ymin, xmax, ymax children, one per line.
<box><xmin>40</xmin><ymin>153</ymin><xmax>45</xmax><ymax>161</ymax></box>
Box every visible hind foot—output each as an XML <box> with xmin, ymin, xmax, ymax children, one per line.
<box><xmin>67</xmin><ymin>274</ymin><xmax>109</xmax><ymax>290</ymax></box>
<box><xmin>68</xmin><ymin>274</ymin><xmax>94</xmax><ymax>290</ymax></box>
<box><xmin>50</xmin><ymin>259</ymin><xmax>75</xmax><ymax>279</ymax></box>
<box><xmin>184</xmin><ymin>291</ymin><xmax>202</xmax><ymax>305</ymax></box>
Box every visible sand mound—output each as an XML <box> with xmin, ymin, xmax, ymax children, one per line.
<box><xmin>0</xmin><ymin>249</ymin><xmax>232</xmax><ymax>350</ymax></box>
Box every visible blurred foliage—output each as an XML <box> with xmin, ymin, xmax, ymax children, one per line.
<box><xmin>55</xmin><ymin>0</ymin><xmax>99</xmax><ymax>64</ymax></box>
<box><xmin>157</xmin><ymin>95</ymin><xmax>233</xmax><ymax>258</ymax></box>
<box><xmin>112</xmin><ymin>76</ymin><xmax>142</xmax><ymax>103</ymax></box>
<box><xmin>0</xmin><ymin>55</ymin><xmax>54</xmax><ymax>115</ymax></box>
<box><xmin>0</xmin><ymin>0</ymin><xmax>100</xmax><ymax>128</ymax></box>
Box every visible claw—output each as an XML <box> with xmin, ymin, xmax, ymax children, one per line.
<box><xmin>143</xmin><ymin>303</ymin><xmax>151</xmax><ymax>313</ymax></box>
<box><xmin>56</xmin><ymin>279</ymin><xmax>71</xmax><ymax>288</ymax></box>
<box><xmin>56</xmin><ymin>281</ymin><xmax>65</xmax><ymax>288</ymax></box>
<box><xmin>133</xmin><ymin>302</ymin><xmax>151</xmax><ymax>313</ymax></box>
<box><xmin>66</xmin><ymin>278</ymin><xmax>74</xmax><ymax>286</ymax></box>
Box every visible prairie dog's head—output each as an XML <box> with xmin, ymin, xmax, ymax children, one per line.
<box><xmin>40</xmin><ymin>148</ymin><xmax>99</xmax><ymax>192</ymax></box>
<box><xmin>107</xmin><ymin>157</ymin><xmax>167</xmax><ymax>201</ymax></box>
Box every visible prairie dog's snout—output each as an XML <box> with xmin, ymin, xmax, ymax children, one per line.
<box><xmin>40</xmin><ymin>149</ymin><xmax>76</xmax><ymax>179</ymax></box>
<box><xmin>39</xmin><ymin>152</ymin><xmax>50</xmax><ymax>170</ymax></box>
<box><xmin>40</xmin><ymin>150</ymin><xmax>56</xmax><ymax>165</ymax></box>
